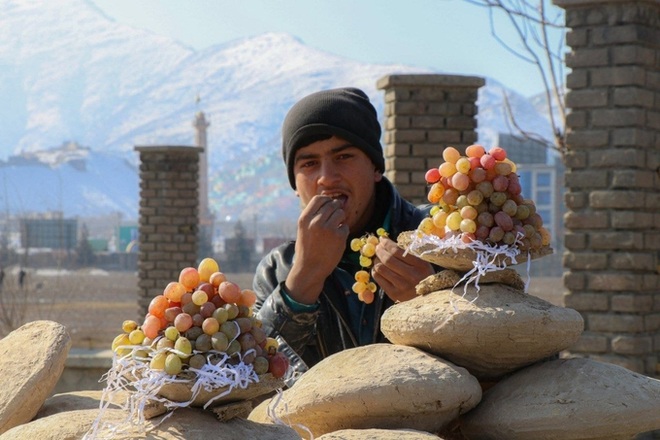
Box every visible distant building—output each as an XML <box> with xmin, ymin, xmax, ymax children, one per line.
<box><xmin>19</xmin><ymin>215</ymin><xmax>77</xmax><ymax>250</ymax></box>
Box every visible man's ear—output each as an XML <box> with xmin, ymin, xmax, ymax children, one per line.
<box><xmin>375</xmin><ymin>169</ymin><xmax>383</xmax><ymax>182</ymax></box>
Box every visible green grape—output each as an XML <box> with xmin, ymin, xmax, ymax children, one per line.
<box><xmin>220</xmin><ymin>321</ymin><xmax>239</xmax><ymax>341</ymax></box>
<box><xmin>150</xmin><ymin>352</ymin><xmax>167</xmax><ymax>370</ymax></box>
<box><xmin>195</xmin><ymin>333</ymin><xmax>212</xmax><ymax>352</ymax></box>
<box><xmin>174</xmin><ymin>337</ymin><xmax>192</xmax><ymax>357</ymax></box>
<box><xmin>224</xmin><ymin>303</ymin><xmax>239</xmax><ymax>320</ymax></box>
<box><xmin>128</xmin><ymin>329</ymin><xmax>145</xmax><ymax>345</ymax></box>
<box><xmin>164</xmin><ymin>353</ymin><xmax>182</xmax><ymax>375</ymax></box>
<box><xmin>490</xmin><ymin>191</ymin><xmax>507</xmax><ymax>207</ymax></box>
<box><xmin>164</xmin><ymin>326</ymin><xmax>180</xmax><ymax>342</ymax></box>
<box><xmin>446</xmin><ymin>212</ymin><xmax>462</xmax><ymax>231</ymax></box>
<box><xmin>502</xmin><ymin>199</ymin><xmax>518</xmax><ymax>217</ymax></box>
<box><xmin>226</xmin><ymin>339</ymin><xmax>241</xmax><ymax>356</ymax></box>
<box><xmin>212</xmin><ymin>307</ymin><xmax>229</xmax><ymax>324</ymax></box>
<box><xmin>253</xmin><ymin>356</ymin><xmax>269</xmax><ymax>375</ymax></box>
<box><xmin>188</xmin><ymin>353</ymin><xmax>207</xmax><ymax>370</ymax></box>
<box><xmin>211</xmin><ymin>331</ymin><xmax>229</xmax><ymax>352</ymax></box>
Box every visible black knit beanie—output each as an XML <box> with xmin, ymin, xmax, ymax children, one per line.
<box><xmin>282</xmin><ymin>87</ymin><xmax>385</xmax><ymax>189</ymax></box>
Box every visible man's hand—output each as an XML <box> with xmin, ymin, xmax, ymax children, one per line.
<box><xmin>371</xmin><ymin>236</ymin><xmax>435</xmax><ymax>303</ymax></box>
<box><xmin>285</xmin><ymin>195</ymin><xmax>349</xmax><ymax>304</ymax></box>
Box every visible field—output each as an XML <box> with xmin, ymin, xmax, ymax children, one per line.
<box><xmin>2</xmin><ymin>268</ymin><xmax>564</xmax><ymax>350</ymax></box>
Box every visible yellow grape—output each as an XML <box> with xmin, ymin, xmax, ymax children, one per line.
<box><xmin>128</xmin><ymin>329</ymin><xmax>145</xmax><ymax>345</ymax></box>
<box><xmin>442</xmin><ymin>146</ymin><xmax>461</xmax><ymax>163</ymax></box>
<box><xmin>460</xmin><ymin>206</ymin><xmax>478</xmax><ymax>220</ymax></box>
<box><xmin>446</xmin><ymin>212</ymin><xmax>462</xmax><ymax>231</ymax></box>
<box><xmin>360</xmin><ymin>290</ymin><xmax>375</xmax><ymax>304</ymax></box>
<box><xmin>361</xmin><ymin>242</ymin><xmax>376</xmax><ymax>258</ymax></box>
<box><xmin>191</xmin><ymin>290</ymin><xmax>208</xmax><ymax>306</ymax></box>
<box><xmin>178</xmin><ymin>267</ymin><xmax>200</xmax><ymax>291</ymax></box>
<box><xmin>359</xmin><ymin>255</ymin><xmax>372</xmax><ymax>268</ymax></box>
<box><xmin>197</xmin><ymin>257</ymin><xmax>220</xmax><ymax>283</ymax></box>
<box><xmin>367</xmin><ymin>282</ymin><xmax>377</xmax><ymax>293</ymax></box>
<box><xmin>112</xmin><ymin>333</ymin><xmax>130</xmax><ymax>353</ymax></box>
<box><xmin>460</xmin><ymin>219</ymin><xmax>477</xmax><ymax>234</ymax></box>
<box><xmin>350</xmin><ymin>238</ymin><xmax>363</xmax><ymax>252</ymax></box>
<box><xmin>432</xmin><ymin>211</ymin><xmax>448</xmax><ymax>229</ymax></box>
<box><xmin>439</xmin><ymin>162</ymin><xmax>457</xmax><ymax>178</ymax></box>
<box><xmin>455</xmin><ymin>157</ymin><xmax>471</xmax><ymax>174</ymax></box>
<box><xmin>366</xmin><ymin>235</ymin><xmax>379</xmax><ymax>246</ymax></box>
<box><xmin>355</xmin><ymin>270</ymin><xmax>370</xmax><ymax>283</ymax></box>
<box><xmin>376</xmin><ymin>228</ymin><xmax>388</xmax><ymax>237</ymax></box>
<box><xmin>164</xmin><ymin>353</ymin><xmax>183</xmax><ymax>375</ymax></box>
<box><xmin>150</xmin><ymin>352</ymin><xmax>167</xmax><ymax>370</ymax></box>
<box><xmin>418</xmin><ymin>217</ymin><xmax>435</xmax><ymax>234</ymax></box>
<box><xmin>163</xmin><ymin>282</ymin><xmax>187</xmax><ymax>303</ymax></box>
<box><xmin>466</xmin><ymin>144</ymin><xmax>486</xmax><ymax>158</ymax></box>
<box><xmin>352</xmin><ymin>281</ymin><xmax>367</xmax><ymax>294</ymax></box>
<box><xmin>427</xmin><ymin>182</ymin><xmax>445</xmax><ymax>204</ymax></box>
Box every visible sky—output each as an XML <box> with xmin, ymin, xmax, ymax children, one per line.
<box><xmin>91</xmin><ymin>0</ymin><xmax>566</xmax><ymax>98</ymax></box>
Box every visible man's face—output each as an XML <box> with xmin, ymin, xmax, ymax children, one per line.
<box><xmin>293</xmin><ymin>136</ymin><xmax>383</xmax><ymax>234</ymax></box>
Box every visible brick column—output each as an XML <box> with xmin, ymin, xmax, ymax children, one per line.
<box><xmin>134</xmin><ymin>146</ymin><xmax>202</xmax><ymax>316</ymax></box>
<box><xmin>377</xmin><ymin>74</ymin><xmax>485</xmax><ymax>205</ymax></box>
<box><xmin>554</xmin><ymin>0</ymin><xmax>660</xmax><ymax>377</ymax></box>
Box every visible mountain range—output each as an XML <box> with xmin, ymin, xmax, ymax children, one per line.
<box><xmin>0</xmin><ymin>0</ymin><xmax>555</xmax><ymax>226</ymax></box>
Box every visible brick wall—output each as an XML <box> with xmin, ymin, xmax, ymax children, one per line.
<box><xmin>377</xmin><ymin>74</ymin><xmax>485</xmax><ymax>205</ymax></box>
<box><xmin>134</xmin><ymin>146</ymin><xmax>202</xmax><ymax>316</ymax></box>
<box><xmin>554</xmin><ymin>0</ymin><xmax>660</xmax><ymax>377</ymax></box>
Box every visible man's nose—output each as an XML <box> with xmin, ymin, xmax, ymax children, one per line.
<box><xmin>318</xmin><ymin>160</ymin><xmax>340</xmax><ymax>185</ymax></box>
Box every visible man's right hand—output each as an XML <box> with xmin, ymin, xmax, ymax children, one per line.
<box><xmin>285</xmin><ymin>195</ymin><xmax>349</xmax><ymax>305</ymax></box>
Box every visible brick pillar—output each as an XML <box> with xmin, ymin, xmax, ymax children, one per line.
<box><xmin>554</xmin><ymin>0</ymin><xmax>660</xmax><ymax>377</ymax></box>
<box><xmin>376</xmin><ymin>74</ymin><xmax>485</xmax><ymax>205</ymax></box>
<box><xmin>134</xmin><ymin>146</ymin><xmax>202</xmax><ymax>316</ymax></box>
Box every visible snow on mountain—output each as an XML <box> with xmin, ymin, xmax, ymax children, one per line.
<box><xmin>0</xmin><ymin>0</ymin><xmax>555</xmax><ymax>224</ymax></box>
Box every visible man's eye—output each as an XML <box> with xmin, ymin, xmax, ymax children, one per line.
<box><xmin>299</xmin><ymin>160</ymin><xmax>316</xmax><ymax>168</ymax></box>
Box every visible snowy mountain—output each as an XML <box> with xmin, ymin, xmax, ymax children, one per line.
<box><xmin>0</xmin><ymin>0</ymin><xmax>555</xmax><ymax>224</ymax></box>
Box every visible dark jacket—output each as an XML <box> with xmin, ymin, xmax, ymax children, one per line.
<box><xmin>253</xmin><ymin>178</ymin><xmax>430</xmax><ymax>384</ymax></box>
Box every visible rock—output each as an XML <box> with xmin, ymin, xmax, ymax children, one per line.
<box><xmin>0</xmin><ymin>321</ymin><xmax>71</xmax><ymax>435</ymax></box>
<box><xmin>381</xmin><ymin>284</ymin><xmax>583</xmax><ymax>380</ymax></box>
<box><xmin>248</xmin><ymin>344</ymin><xmax>481</xmax><ymax>438</ymax></box>
<box><xmin>317</xmin><ymin>428</ymin><xmax>444</xmax><ymax>439</ymax></box>
<box><xmin>460</xmin><ymin>358</ymin><xmax>660</xmax><ymax>440</ymax></box>
<box><xmin>2</xmin><ymin>406</ymin><xmax>300</xmax><ymax>439</ymax></box>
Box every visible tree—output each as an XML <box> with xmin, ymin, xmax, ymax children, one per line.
<box><xmin>465</xmin><ymin>0</ymin><xmax>567</xmax><ymax>156</ymax></box>
<box><xmin>76</xmin><ymin>222</ymin><xmax>96</xmax><ymax>267</ymax></box>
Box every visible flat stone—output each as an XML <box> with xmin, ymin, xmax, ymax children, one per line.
<box><xmin>317</xmin><ymin>428</ymin><xmax>444</xmax><ymax>439</ymax></box>
<box><xmin>381</xmin><ymin>284</ymin><xmax>584</xmax><ymax>380</ymax></box>
<box><xmin>248</xmin><ymin>344</ymin><xmax>481</xmax><ymax>438</ymax></box>
<box><xmin>460</xmin><ymin>358</ymin><xmax>660</xmax><ymax>439</ymax></box>
<box><xmin>0</xmin><ymin>321</ymin><xmax>71</xmax><ymax>435</ymax></box>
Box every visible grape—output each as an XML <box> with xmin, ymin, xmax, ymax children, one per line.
<box><xmin>238</xmin><ymin>289</ymin><xmax>257</xmax><ymax>307</ymax></box>
<box><xmin>185</xmin><ymin>326</ymin><xmax>203</xmax><ymax>341</ymax></box>
<box><xmin>432</xmin><ymin>211</ymin><xmax>448</xmax><ymax>229</ymax></box>
<box><xmin>195</xmin><ymin>333</ymin><xmax>212</xmax><ymax>352</ymax></box>
<box><xmin>129</xmin><ymin>329</ymin><xmax>146</xmax><ymax>345</ymax></box>
<box><xmin>122</xmin><ymin>320</ymin><xmax>138</xmax><ymax>333</ymax></box>
<box><xmin>352</xmin><ymin>281</ymin><xmax>367</xmax><ymax>294</ymax></box>
<box><xmin>439</xmin><ymin>161</ymin><xmax>457</xmax><ymax>178</ymax></box>
<box><xmin>250</xmin><ymin>326</ymin><xmax>267</xmax><ymax>345</ymax></box>
<box><xmin>476</xmin><ymin>181</ymin><xmax>494</xmax><ymax>198</ymax></box>
<box><xmin>199</xmin><ymin>301</ymin><xmax>216</xmax><ymax>319</ymax></box>
<box><xmin>268</xmin><ymin>352</ymin><xmax>290</xmax><ymax>379</ymax></box>
<box><xmin>180</xmin><ymin>292</ymin><xmax>193</xmax><ymax>306</ymax></box>
<box><xmin>466</xmin><ymin>190</ymin><xmax>484</xmax><ymax>206</ymax></box>
<box><xmin>355</xmin><ymin>270</ymin><xmax>370</xmax><ymax>283</ymax></box>
<box><xmin>196</xmin><ymin>282</ymin><xmax>214</xmax><ymax>298</ymax></box>
<box><xmin>148</xmin><ymin>295</ymin><xmax>169</xmax><ymax>318</ymax></box>
<box><xmin>492</xmin><ymin>175</ymin><xmax>509</xmax><ymax>192</ymax></box>
<box><xmin>466</xmin><ymin>144</ymin><xmax>486</xmax><ymax>158</ymax></box>
<box><xmin>489</xmin><ymin>226</ymin><xmax>505</xmax><ymax>243</ymax></box>
<box><xmin>475</xmin><ymin>225</ymin><xmax>490</xmax><ymax>240</ymax></box>
<box><xmin>226</xmin><ymin>340</ymin><xmax>241</xmax><ymax>356</ymax></box>
<box><xmin>427</xmin><ymin>182</ymin><xmax>445</xmax><ymax>203</ymax></box>
<box><xmin>490</xmin><ymin>192</ymin><xmax>507</xmax><ymax>207</ymax></box>
<box><xmin>480</xmin><ymin>154</ymin><xmax>496</xmax><ymax>170</ymax></box>
<box><xmin>442</xmin><ymin>146</ymin><xmax>461</xmax><ymax>163</ymax></box>
<box><xmin>468</xmin><ymin>156</ymin><xmax>481</xmax><ymax>170</ymax></box>
<box><xmin>178</xmin><ymin>267</ymin><xmax>200</xmax><ymax>291</ymax></box>
<box><xmin>157</xmin><ymin>337</ymin><xmax>174</xmax><ymax>350</ymax></box>
<box><xmin>220</xmin><ymin>321</ymin><xmax>240</xmax><ymax>341</ymax></box>
<box><xmin>477</xmin><ymin>211</ymin><xmax>494</xmax><ymax>228</ymax></box>
<box><xmin>209</xmin><ymin>271</ymin><xmax>227</xmax><ymax>288</ymax></box>
<box><xmin>182</xmin><ymin>301</ymin><xmax>200</xmax><ymax>316</ymax></box>
<box><xmin>112</xmin><ymin>333</ymin><xmax>131</xmax><ymax>353</ymax></box>
<box><xmin>212</xmin><ymin>332</ymin><xmax>229</xmax><ymax>352</ymax></box>
<box><xmin>456</xmin><ymin>195</ymin><xmax>469</xmax><ymax>209</ymax></box>
<box><xmin>489</xmin><ymin>146</ymin><xmax>507</xmax><ymax>161</ymax></box>
<box><xmin>446</xmin><ymin>212</ymin><xmax>462</xmax><ymax>231</ymax></box>
<box><xmin>451</xmin><ymin>172</ymin><xmax>470</xmax><ymax>191</ymax></box>
<box><xmin>442</xmin><ymin>188</ymin><xmax>459</xmax><ymax>205</ymax></box>
<box><xmin>142</xmin><ymin>315</ymin><xmax>161</xmax><ymax>339</ymax></box>
<box><xmin>219</xmin><ymin>281</ymin><xmax>241</xmax><ymax>304</ymax></box>
<box><xmin>224</xmin><ymin>303</ymin><xmax>239</xmax><ymax>320</ymax></box>
<box><xmin>455</xmin><ymin>157</ymin><xmax>471</xmax><ymax>174</ymax></box>
<box><xmin>529</xmin><ymin>232</ymin><xmax>543</xmax><ymax>249</ymax></box>
<box><xmin>253</xmin><ymin>356</ymin><xmax>270</xmax><ymax>375</ymax></box>
<box><xmin>174</xmin><ymin>313</ymin><xmax>193</xmax><ymax>333</ymax></box>
<box><xmin>508</xmin><ymin>180</ymin><xmax>522</xmax><ymax>195</ymax></box>
<box><xmin>460</xmin><ymin>219</ymin><xmax>477</xmax><ymax>234</ymax></box>
<box><xmin>469</xmin><ymin>167</ymin><xmax>486</xmax><ymax>183</ymax></box>
<box><xmin>191</xmin><ymin>290</ymin><xmax>208</xmax><ymax>306</ymax></box>
<box><xmin>526</xmin><ymin>213</ymin><xmax>544</xmax><ymax>228</ymax></box>
<box><xmin>163</xmin><ymin>282</ymin><xmax>187</xmax><ymax>303</ymax></box>
<box><xmin>263</xmin><ymin>337</ymin><xmax>278</xmax><ymax>356</ymax></box>
<box><xmin>189</xmin><ymin>354</ymin><xmax>207</xmax><ymax>370</ymax></box>
<box><xmin>425</xmin><ymin>168</ymin><xmax>441</xmax><ymax>183</ymax></box>
<box><xmin>164</xmin><ymin>326</ymin><xmax>180</xmax><ymax>341</ymax></box>
<box><xmin>201</xmin><ymin>317</ymin><xmax>220</xmax><ymax>335</ymax></box>
<box><xmin>235</xmin><ymin>317</ymin><xmax>253</xmax><ymax>333</ymax></box>
<box><xmin>238</xmin><ymin>333</ymin><xmax>256</xmax><ymax>352</ymax></box>
<box><xmin>494</xmin><ymin>211</ymin><xmax>514</xmax><ymax>231</ymax></box>
<box><xmin>350</xmin><ymin>238</ymin><xmax>362</xmax><ymax>252</ymax></box>
<box><xmin>460</xmin><ymin>205</ymin><xmax>477</xmax><ymax>220</ymax></box>
<box><xmin>165</xmin><ymin>353</ymin><xmax>182</xmax><ymax>375</ymax></box>
<box><xmin>150</xmin><ymin>352</ymin><xmax>167</xmax><ymax>370</ymax></box>
<box><xmin>494</xmin><ymin>161</ymin><xmax>512</xmax><ymax>176</ymax></box>
<box><xmin>164</xmin><ymin>306</ymin><xmax>182</xmax><ymax>322</ymax></box>
<box><xmin>361</xmin><ymin>242</ymin><xmax>376</xmax><ymax>258</ymax></box>
<box><xmin>197</xmin><ymin>257</ymin><xmax>220</xmax><ymax>283</ymax></box>
<box><xmin>502</xmin><ymin>231</ymin><xmax>516</xmax><ymax>245</ymax></box>
<box><xmin>192</xmin><ymin>313</ymin><xmax>204</xmax><ymax>328</ymax></box>
<box><xmin>174</xmin><ymin>337</ymin><xmax>192</xmax><ymax>357</ymax></box>
<box><xmin>359</xmin><ymin>290</ymin><xmax>375</xmax><ymax>304</ymax></box>
<box><xmin>539</xmin><ymin>227</ymin><xmax>551</xmax><ymax>246</ymax></box>
<box><xmin>515</xmin><ymin>204</ymin><xmax>531</xmax><ymax>220</ymax></box>
<box><xmin>502</xmin><ymin>199</ymin><xmax>518</xmax><ymax>217</ymax></box>
<box><xmin>359</xmin><ymin>255</ymin><xmax>372</xmax><ymax>268</ymax></box>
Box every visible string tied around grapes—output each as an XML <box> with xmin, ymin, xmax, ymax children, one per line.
<box><xmin>349</xmin><ymin>227</ymin><xmax>388</xmax><ymax>304</ymax></box>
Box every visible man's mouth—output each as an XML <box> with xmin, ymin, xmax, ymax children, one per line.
<box><xmin>324</xmin><ymin>192</ymin><xmax>348</xmax><ymax>208</ymax></box>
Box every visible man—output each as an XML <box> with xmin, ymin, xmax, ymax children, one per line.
<box><xmin>253</xmin><ymin>87</ymin><xmax>435</xmax><ymax>383</ymax></box>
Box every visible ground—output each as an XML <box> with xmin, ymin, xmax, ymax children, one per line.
<box><xmin>2</xmin><ymin>268</ymin><xmax>564</xmax><ymax>350</ymax></box>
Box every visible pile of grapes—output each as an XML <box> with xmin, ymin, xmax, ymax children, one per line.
<box><xmin>419</xmin><ymin>145</ymin><xmax>550</xmax><ymax>251</ymax></box>
<box><xmin>111</xmin><ymin>257</ymin><xmax>289</xmax><ymax>380</ymax></box>
<box><xmin>349</xmin><ymin>228</ymin><xmax>389</xmax><ymax>303</ymax></box>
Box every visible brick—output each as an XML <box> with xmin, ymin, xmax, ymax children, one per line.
<box><xmin>384</xmin><ymin>143</ymin><xmax>412</xmax><ymax>158</ymax></box>
<box><xmin>591</xmin><ymin>108</ymin><xmax>645</xmax><ymax>127</ymax></box>
<box><xmin>590</xmin><ymin>190</ymin><xmax>646</xmax><ymax>209</ymax></box>
<box><xmin>563</xmin><ymin>151</ymin><xmax>587</xmax><ymax>169</ymax></box>
<box><xmin>590</xmin><ymin>66</ymin><xmax>647</xmax><ymax>87</ymax></box>
<box><xmin>592</xmin><ymin>25</ymin><xmax>646</xmax><ymax>45</ymax></box>
<box><xmin>427</xmin><ymin>102</ymin><xmax>462</xmax><ymax>115</ymax></box>
<box><xmin>565</xmin><ymin>110</ymin><xmax>587</xmax><ymax>128</ymax></box>
<box><xmin>564</xmin><ymin>191</ymin><xmax>588</xmax><ymax>209</ymax></box>
<box><xmin>566</xmin><ymin>69</ymin><xmax>588</xmax><ymax>89</ymax></box>
<box><xmin>384</xmin><ymin>116</ymin><xmax>412</xmax><ymax>130</ymax></box>
<box><xmin>648</xmin><ymin>111</ymin><xmax>660</xmax><ymax>130</ymax></box>
<box><xmin>588</xmin><ymin>148</ymin><xmax>646</xmax><ymax>168</ymax></box>
<box><xmin>611</xmin><ymin>335</ymin><xmax>653</xmax><ymax>355</ymax></box>
<box><xmin>588</xmin><ymin>313</ymin><xmax>645</xmax><ymax>332</ymax></box>
<box><xmin>565</xmin><ymin>47</ymin><xmax>609</xmax><ymax>68</ymax></box>
<box><xmin>590</xmin><ymin>231</ymin><xmax>644</xmax><ymax>250</ymax></box>
<box><xmin>611</xmin><ymin>170</ymin><xmax>656</xmax><ymax>189</ymax></box>
<box><xmin>563</xmin><ymin>252</ymin><xmax>608</xmax><ymax>270</ymax></box>
<box><xmin>564</xmin><ymin>170</ymin><xmax>609</xmax><ymax>189</ymax></box>
<box><xmin>611</xmin><ymin>211</ymin><xmax>655</xmax><ymax>229</ymax></box>
<box><xmin>565</xmin><ymin>130</ymin><xmax>609</xmax><ymax>149</ymax></box>
<box><xmin>611</xmin><ymin>294</ymin><xmax>654</xmax><ymax>312</ymax></box>
<box><xmin>427</xmin><ymin>130</ymin><xmax>461</xmax><ymax>144</ymax></box>
<box><xmin>410</xmin><ymin>115</ymin><xmax>445</xmax><ymax>129</ymax></box>
<box><xmin>388</xmin><ymin>156</ymin><xmax>426</xmax><ymax>171</ymax></box>
<box><xmin>610</xmin><ymin>252</ymin><xmax>656</xmax><ymax>271</ymax></box>
<box><xmin>563</xmin><ymin>271</ymin><xmax>586</xmax><ymax>290</ymax></box>
<box><xmin>564</xmin><ymin>210</ymin><xmax>609</xmax><ymax>229</ymax></box>
<box><xmin>612</xmin><ymin>128</ymin><xmax>655</xmax><ymax>148</ymax></box>
<box><xmin>644</xmin><ymin>231</ymin><xmax>660</xmax><ymax>251</ymax></box>
<box><xmin>387</xmin><ymin>101</ymin><xmax>428</xmax><ymax>115</ymax></box>
<box><xmin>570</xmin><ymin>332</ymin><xmax>609</xmax><ymax>353</ymax></box>
<box><xmin>613</xmin><ymin>87</ymin><xmax>655</xmax><ymax>108</ymax></box>
<box><xmin>563</xmin><ymin>232</ymin><xmax>587</xmax><ymax>249</ymax></box>
<box><xmin>612</xmin><ymin>45</ymin><xmax>657</xmax><ymax>66</ymax></box>
<box><xmin>565</xmin><ymin>28</ymin><xmax>588</xmax><ymax>47</ymax></box>
<box><xmin>385</xmin><ymin>129</ymin><xmax>428</xmax><ymax>143</ymax></box>
<box><xmin>587</xmin><ymin>273</ymin><xmax>645</xmax><ymax>291</ymax></box>
<box><xmin>646</xmin><ymin>314</ymin><xmax>660</xmax><ymax>332</ymax></box>
<box><xmin>445</xmin><ymin>116</ymin><xmax>477</xmax><ymax>130</ymax></box>
<box><xmin>386</xmin><ymin>170</ymin><xmax>412</xmax><ymax>185</ymax></box>
<box><xmin>411</xmin><ymin>144</ymin><xmax>443</xmax><ymax>156</ymax></box>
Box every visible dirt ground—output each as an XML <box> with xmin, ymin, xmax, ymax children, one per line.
<box><xmin>2</xmin><ymin>268</ymin><xmax>564</xmax><ymax>350</ymax></box>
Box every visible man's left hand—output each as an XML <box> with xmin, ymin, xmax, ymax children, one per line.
<box><xmin>371</xmin><ymin>236</ymin><xmax>435</xmax><ymax>303</ymax></box>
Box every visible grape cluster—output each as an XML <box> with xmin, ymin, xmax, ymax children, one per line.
<box><xmin>112</xmin><ymin>257</ymin><xmax>289</xmax><ymax>379</ymax></box>
<box><xmin>349</xmin><ymin>228</ymin><xmax>388</xmax><ymax>303</ymax></box>
<box><xmin>420</xmin><ymin>145</ymin><xmax>550</xmax><ymax>250</ymax></box>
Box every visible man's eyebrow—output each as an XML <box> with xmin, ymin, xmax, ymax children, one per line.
<box><xmin>294</xmin><ymin>143</ymin><xmax>356</xmax><ymax>163</ymax></box>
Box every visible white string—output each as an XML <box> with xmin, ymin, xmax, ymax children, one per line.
<box><xmin>266</xmin><ymin>389</ymin><xmax>315</xmax><ymax>440</ymax></box>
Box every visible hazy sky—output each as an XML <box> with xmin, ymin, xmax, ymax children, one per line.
<box><xmin>91</xmin><ymin>0</ymin><xmax>565</xmax><ymax>97</ymax></box>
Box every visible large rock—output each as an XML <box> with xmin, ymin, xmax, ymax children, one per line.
<box><xmin>317</xmin><ymin>428</ymin><xmax>443</xmax><ymax>439</ymax></box>
<box><xmin>248</xmin><ymin>344</ymin><xmax>482</xmax><ymax>437</ymax></box>
<box><xmin>0</xmin><ymin>320</ymin><xmax>71</xmax><ymax>435</ymax></box>
<box><xmin>381</xmin><ymin>284</ymin><xmax>583</xmax><ymax>379</ymax></box>
<box><xmin>1</xmin><ymin>406</ymin><xmax>300</xmax><ymax>439</ymax></box>
<box><xmin>35</xmin><ymin>390</ymin><xmax>129</xmax><ymax>419</ymax></box>
<box><xmin>460</xmin><ymin>358</ymin><xmax>660</xmax><ymax>439</ymax></box>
